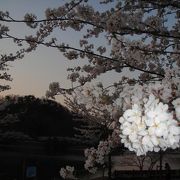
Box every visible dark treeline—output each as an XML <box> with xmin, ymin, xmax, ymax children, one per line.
<box><xmin>0</xmin><ymin>95</ymin><xmax>73</xmax><ymax>141</ymax></box>
<box><xmin>0</xmin><ymin>95</ymin><xmax>105</xmax><ymax>146</ymax></box>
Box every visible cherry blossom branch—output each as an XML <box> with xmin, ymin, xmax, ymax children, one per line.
<box><xmin>103</xmin><ymin>77</ymin><xmax>163</xmax><ymax>91</ymax></box>
<box><xmin>3</xmin><ymin>33</ymin><xmax>165</xmax><ymax>77</ymax></box>
<box><xmin>1</xmin><ymin>18</ymin><xmax>179</xmax><ymax>61</ymax></box>
<box><xmin>114</xmin><ymin>37</ymin><xmax>180</xmax><ymax>55</ymax></box>
<box><xmin>115</xmin><ymin>26</ymin><xmax>180</xmax><ymax>40</ymax></box>
<box><xmin>1</xmin><ymin>15</ymin><xmax>180</xmax><ymax>40</ymax></box>
<box><xmin>0</xmin><ymin>17</ymin><xmax>104</xmax><ymax>30</ymax></box>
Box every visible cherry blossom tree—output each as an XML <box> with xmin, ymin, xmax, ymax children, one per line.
<box><xmin>0</xmin><ymin>0</ymin><xmax>179</xmax><ymax>92</ymax></box>
<box><xmin>0</xmin><ymin>0</ymin><xmax>180</xmax><ymax>177</ymax></box>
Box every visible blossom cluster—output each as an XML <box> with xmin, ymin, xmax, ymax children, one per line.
<box><xmin>119</xmin><ymin>94</ymin><xmax>180</xmax><ymax>156</ymax></box>
<box><xmin>172</xmin><ymin>98</ymin><xmax>180</xmax><ymax>121</ymax></box>
<box><xmin>71</xmin><ymin>82</ymin><xmax>120</xmax><ymax>124</ymax></box>
<box><xmin>59</xmin><ymin>166</ymin><xmax>76</xmax><ymax>179</ymax></box>
<box><xmin>119</xmin><ymin>69</ymin><xmax>180</xmax><ymax>110</ymax></box>
<box><xmin>84</xmin><ymin>140</ymin><xmax>111</xmax><ymax>173</ymax></box>
<box><xmin>24</xmin><ymin>13</ymin><xmax>38</xmax><ymax>28</ymax></box>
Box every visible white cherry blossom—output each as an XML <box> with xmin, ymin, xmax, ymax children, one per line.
<box><xmin>59</xmin><ymin>166</ymin><xmax>76</xmax><ymax>179</ymax></box>
<box><xmin>119</xmin><ymin>94</ymin><xmax>180</xmax><ymax>156</ymax></box>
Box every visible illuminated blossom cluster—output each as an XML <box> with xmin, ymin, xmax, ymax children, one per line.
<box><xmin>84</xmin><ymin>140</ymin><xmax>112</xmax><ymax>173</ymax></box>
<box><xmin>59</xmin><ymin>166</ymin><xmax>76</xmax><ymax>179</ymax></box>
<box><xmin>71</xmin><ymin>82</ymin><xmax>120</xmax><ymax>125</ymax></box>
<box><xmin>122</xmin><ymin>69</ymin><xmax>179</xmax><ymax>104</ymax></box>
<box><xmin>84</xmin><ymin>147</ymin><xmax>97</xmax><ymax>173</ymax></box>
<box><xmin>119</xmin><ymin>94</ymin><xmax>180</xmax><ymax>156</ymax></box>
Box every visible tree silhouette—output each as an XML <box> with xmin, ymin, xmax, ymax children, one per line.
<box><xmin>0</xmin><ymin>95</ymin><xmax>74</xmax><ymax>142</ymax></box>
